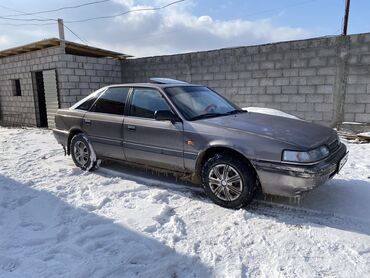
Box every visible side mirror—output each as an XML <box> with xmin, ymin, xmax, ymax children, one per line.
<box><xmin>154</xmin><ymin>110</ymin><xmax>180</xmax><ymax>122</ymax></box>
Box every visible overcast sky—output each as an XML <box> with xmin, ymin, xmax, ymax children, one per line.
<box><xmin>0</xmin><ymin>0</ymin><xmax>369</xmax><ymax>57</ymax></box>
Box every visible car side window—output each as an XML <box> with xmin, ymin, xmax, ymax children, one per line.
<box><xmin>77</xmin><ymin>95</ymin><xmax>98</xmax><ymax>111</ymax></box>
<box><xmin>130</xmin><ymin>88</ymin><xmax>171</xmax><ymax>119</ymax></box>
<box><xmin>90</xmin><ymin>87</ymin><xmax>129</xmax><ymax>115</ymax></box>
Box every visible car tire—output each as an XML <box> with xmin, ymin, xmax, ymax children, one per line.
<box><xmin>201</xmin><ymin>153</ymin><xmax>257</xmax><ymax>209</ymax></box>
<box><xmin>70</xmin><ymin>133</ymin><xmax>98</xmax><ymax>171</ymax></box>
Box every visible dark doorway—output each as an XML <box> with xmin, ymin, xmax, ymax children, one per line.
<box><xmin>34</xmin><ymin>71</ymin><xmax>48</xmax><ymax>128</ymax></box>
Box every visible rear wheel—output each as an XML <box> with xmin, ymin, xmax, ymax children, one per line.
<box><xmin>70</xmin><ymin>134</ymin><xmax>98</xmax><ymax>171</ymax></box>
<box><xmin>201</xmin><ymin>153</ymin><xmax>257</xmax><ymax>209</ymax></box>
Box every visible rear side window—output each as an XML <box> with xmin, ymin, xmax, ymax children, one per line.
<box><xmin>77</xmin><ymin>95</ymin><xmax>98</xmax><ymax>111</ymax></box>
<box><xmin>91</xmin><ymin>87</ymin><xmax>129</xmax><ymax>115</ymax></box>
<box><xmin>75</xmin><ymin>88</ymin><xmax>106</xmax><ymax>111</ymax></box>
<box><xmin>130</xmin><ymin>88</ymin><xmax>171</xmax><ymax>119</ymax></box>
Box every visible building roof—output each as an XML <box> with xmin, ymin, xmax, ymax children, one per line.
<box><xmin>0</xmin><ymin>38</ymin><xmax>131</xmax><ymax>60</ymax></box>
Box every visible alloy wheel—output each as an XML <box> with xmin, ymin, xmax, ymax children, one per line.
<box><xmin>73</xmin><ymin>140</ymin><xmax>89</xmax><ymax>167</ymax></box>
<box><xmin>208</xmin><ymin>164</ymin><xmax>243</xmax><ymax>201</ymax></box>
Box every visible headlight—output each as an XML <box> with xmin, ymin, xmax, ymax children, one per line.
<box><xmin>282</xmin><ymin>146</ymin><xmax>329</xmax><ymax>163</ymax></box>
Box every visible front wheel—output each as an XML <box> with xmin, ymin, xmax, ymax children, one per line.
<box><xmin>201</xmin><ymin>153</ymin><xmax>257</xmax><ymax>209</ymax></box>
<box><xmin>70</xmin><ymin>133</ymin><xmax>98</xmax><ymax>171</ymax></box>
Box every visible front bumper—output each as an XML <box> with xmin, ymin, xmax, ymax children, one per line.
<box><xmin>253</xmin><ymin>142</ymin><xmax>348</xmax><ymax>197</ymax></box>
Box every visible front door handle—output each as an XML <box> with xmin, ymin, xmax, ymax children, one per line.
<box><xmin>84</xmin><ymin>119</ymin><xmax>91</xmax><ymax>125</ymax></box>
<box><xmin>127</xmin><ymin>125</ymin><xmax>136</xmax><ymax>131</ymax></box>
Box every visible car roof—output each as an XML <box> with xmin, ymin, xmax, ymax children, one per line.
<box><xmin>105</xmin><ymin>83</ymin><xmax>202</xmax><ymax>89</ymax></box>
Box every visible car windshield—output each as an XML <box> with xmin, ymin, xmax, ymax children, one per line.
<box><xmin>164</xmin><ymin>86</ymin><xmax>244</xmax><ymax>120</ymax></box>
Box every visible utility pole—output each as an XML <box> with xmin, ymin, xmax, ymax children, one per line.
<box><xmin>57</xmin><ymin>18</ymin><xmax>65</xmax><ymax>49</ymax></box>
<box><xmin>342</xmin><ymin>0</ymin><xmax>351</xmax><ymax>35</ymax></box>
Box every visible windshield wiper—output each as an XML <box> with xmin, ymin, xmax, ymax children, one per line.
<box><xmin>190</xmin><ymin>113</ymin><xmax>224</xmax><ymax>121</ymax></box>
<box><xmin>190</xmin><ymin>110</ymin><xmax>246</xmax><ymax>121</ymax></box>
<box><xmin>223</xmin><ymin>109</ymin><xmax>247</xmax><ymax>115</ymax></box>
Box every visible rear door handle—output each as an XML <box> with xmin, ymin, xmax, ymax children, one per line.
<box><xmin>127</xmin><ymin>125</ymin><xmax>136</xmax><ymax>131</ymax></box>
<box><xmin>84</xmin><ymin>119</ymin><xmax>91</xmax><ymax>125</ymax></box>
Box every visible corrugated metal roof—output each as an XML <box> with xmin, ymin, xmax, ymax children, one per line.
<box><xmin>0</xmin><ymin>38</ymin><xmax>131</xmax><ymax>60</ymax></box>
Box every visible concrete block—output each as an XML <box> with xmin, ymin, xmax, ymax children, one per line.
<box><xmin>318</xmin><ymin>67</ymin><xmax>336</xmax><ymax>75</ymax></box>
<box><xmin>259</xmin><ymin>78</ymin><xmax>274</xmax><ymax>86</ymax></box>
<box><xmin>266</xmin><ymin>86</ymin><xmax>282</xmax><ymax>94</ymax></box>
<box><xmin>258</xmin><ymin>95</ymin><xmax>273</xmax><ymax>102</ymax></box>
<box><xmin>232</xmin><ymin>80</ymin><xmax>245</xmax><ymax>87</ymax></box>
<box><xmin>275</xmin><ymin>60</ymin><xmax>290</xmax><ymax>69</ymax></box>
<box><xmin>203</xmin><ymin>73</ymin><xmax>213</xmax><ymax>80</ymax></box>
<box><xmin>282</xmin><ymin>86</ymin><xmax>298</xmax><ymax>94</ymax></box>
<box><xmin>274</xmin><ymin>77</ymin><xmax>289</xmax><ymax>86</ymax></box>
<box><xmin>267</xmin><ymin>69</ymin><xmax>283</xmax><ymax>78</ymax></box>
<box><xmin>226</xmin><ymin>72</ymin><xmax>238</xmax><ymax>80</ymax></box>
<box><xmin>315</xmin><ymin>103</ymin><xmax>332</xmax><ymax>112</ymax></box>
<box><xmin>297</xmin><ymin>103</ymin><xmax>314</xmax><ymax>111</ymax></box>
<box><xmin>214</xmin><ymin>72</ymin><xmax>226</xmax><ymax>80</ymax></box>
<box><xmin>366</xmin><ymin>104</ymin><xmax>370</xmax><ymax>113</ymax></box>
<box><xmin>362</xmin><ymin>55</ymin><xmax>370</xmax><ymax>64</ymax></box>
<box><xmin>307</xmin><ymin>76</ymin><xmax>326</xmax><ymax>85</ymax></box>
<box><xmin>347</xmin><ymin>84</ymin><xmax>367</xmax><ymax>94</ymax></box>
<box><xmin>355</xmin><ymin>113</ymin><xmax>370</xmax><ymax>123</ymax></box>
<box><xmin>68</xmin><ymin>75</ymin><xmax>79</xmax><ymax>82</ymax></box>
<box><xmin>260</xmin><ymin>61</ymin><xmax>274</xmax><ymax>69</ymax></box>
<box><xmin>244</xmin><ymin>94</ymin><xmax>259</xmax><ymax>102</ymax></box>
<box><xmin>251</xmin><ymin>87</ymin><xmax>266</xmax><ymax>94</ymax></box>
<box><xmin>356</xmin><ymin>94</ymin><xmax>370</xmax><ymax>104</ymax></box>
<box><xmin>289</xmin><ymin>95</ymin><xmax>306</xmax><ymax>103</ymax></box>
<box><xmin>291</xmin><ymin>59</ymin><xmax>307</xmax><ymax>68</ymax></box>
<box><xmin>348</xmin><ymin>75</ymin><xmax>370</xmax><ymax>84</ymax></box>
<box><xmin>298</xmin><ymin>85</ymin><xmax>315</xmax><ymax>94</ymax></box>
<box><xmin>318</xmin><ymin>48</ymin><xmax>337</xmax><ymax>57</ymax></box>
<box><xmin>252</xmin><ymin>71</ymin><xmax>267</xmax><ymax>78</ymax></box>
<box><xmin>75</xmin><ymin>69</ymin><xmax>86</xmax><ymax>76</ymax></box>
<box><xmin>307</xmin><ymin>95</ymin><xmax>324</xmax><ymax>103</ymax></box>
<box><xmin>316</xmin><ymin>85</ymin><xmax>333</xmax><ymax>94</ymax></box>
<box><xmin>344</xmin><ymin>103</ymin><xmax>365</xmax><ymax>113</ymax></box>
<box><xmin>281</xmin><ymin>102</ymin><xmax>297</xmax><ymax>111</ymax></box>
<box><xmin>239</xmin><ymin>71</ymin><xmax>252</xmax><ymax>79</ymax></box>
<box><xmin>304</xmin><ymin>111</ymin><xmax>323</xmax><ymax>121</ymax></box>
<box><xmin>283</xmin><ymin>69</ymin><xmax>299</xmax><ymax>77</ymax></box>
<box><xmin>289</xmin><ymin>77</ymin><xmax>307</xmax><ymax>86</ymax></box>
<box><xmin>273</xmin><ymin>95</ymin><xmax>289</xmax><ymax>102</ymax></box>
<box><xmin>299</xmin><ymin>68</ymin><xmax>316</xmax><ymax>76</ymax></box>
<box><xmin>309</xmin><ymin>57</ymin><xmax>327</xmax><ymax>67</ymax></box>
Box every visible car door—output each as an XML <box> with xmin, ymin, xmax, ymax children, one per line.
<box><xmin>123</xmin><ymin>87</ymin><xmax>184</xmax><ymax>171</ymax></box>
<box><xmin>83</xmin><ymin>87</ymin><xmax>130</xmax><ymax>160</ymax></box>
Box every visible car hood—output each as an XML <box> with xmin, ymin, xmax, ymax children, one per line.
<box><xmin>199</xmin><ymin>112</ymin><xmax>336</xmax><ymax>149</ymax></box>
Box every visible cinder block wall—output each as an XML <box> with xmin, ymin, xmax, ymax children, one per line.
<box><xmin>56</xmin><ymin>54</ymin><xmax>122</xmax><ymax>108</ymax></box>
<box><xmin>0</xmin><ymin>47</ymin><xmax>63</xmax><ymax>126</ymax></box>
<box><xmin>0</xmin><ymin>47</ymin><xmax>122</xmax><ymax>126</ymax></box>
<box><xmin>122</xmin><ymin>33</ymin><xmax>370</xmax><ymax>126</ymax></box>
<box><xmin>344</xmin><ymin>34</ymin><xmax>370</xmax><ymax>123</ymax></box>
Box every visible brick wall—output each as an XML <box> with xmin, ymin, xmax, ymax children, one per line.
<box><xmin>122</xmin><ymin>33</ymin><xmax>370</xmax><ymax>126</ymax></box>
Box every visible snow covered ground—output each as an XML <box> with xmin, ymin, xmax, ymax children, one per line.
<box><xmin>0</xmin><ymin>126</ymin><xmax>370</xmax><ymax>277</ymax></box>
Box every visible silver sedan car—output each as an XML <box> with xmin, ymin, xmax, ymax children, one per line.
<box><xmin>53</xmin><ymin>78</ymin><xmax>348</xmax><ymax>209</ymax></box>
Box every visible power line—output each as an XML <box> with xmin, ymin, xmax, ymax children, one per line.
<box><xmin>63</xmin><ymin>23</ymin><xmax>90</xmax><ymax>45</ymax></box>
<box><xmin>0</xmin><ymin>0</ymin><xmax>187</xmax><ymax>23</ymax></box>
<box><xmin>65</xmin><ymin>0</ymin><xmax>187</xmax><ymax>23</ymax></box>
<box><xmin>2</xmin><ymin>0</ymin><xmax>110</xmax><ymax>17</ymax></box>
